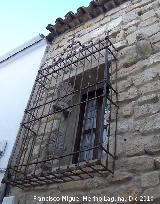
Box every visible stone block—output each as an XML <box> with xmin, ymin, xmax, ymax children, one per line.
<box><xmin>107</xmin><ymin>16</ymin><xmax>122</xmax><ymax>31</ymax></box>
<box><xmin>91</xmin><ymin>183</ymin><xmax>142</xmax><ymax>203</ymax></box>
<box><xmin>136</xmin><ymin>40</ymin><xmax>153</xmax><ymax>59</ymax></box>
<box><xmin>134</xmin><ymin>102</ymin><xmax>160</xmax><ymax>119</ymax></box>
<box><xmin>111</xmin><ymin>170</ymin><xmax>133</xmax><ymax>183</ymax></box>
<box><xmin>129</xmin><ymin>156</ymin><xmax>155</xmax><ymax>172</ymax></box>
<box><xmin>123</xmin><ymin>11</ymin><xmax>139</xmax><ymax>23</ymax></box>
<box><xmin>123</xmin><ymin>19</ymin><xmax>140</xmax><ymax>31</ymax></box>
<box><xmin>118</xmin><ymin>45</ymin><xmax>140</xmax><ymax>67</ymax></box>
<box><xmin>45</xmin><ymin>120</ymin><xmax>53</xmax><ymax>133</ymax></box>
<box><xmin>142</xmin><ymin>23</ymin><xmax>160</xmax><ymax>37</ymax></box>
<box><xmin>120</xmin><ymin>1</ymin><xmax>131</xmax><ymax>9</ymax></box>
<box><xmin>87</xmin><ymin>24</ymin><xmax>107</xmax><ymax>39</ymax></box>
<box><xmin>141</xmin><ymin>9</ymin><xmax>156</xmax><ymax>21</ymax></box>
<box><xmin>144</xmin><ymin>136</ymin><xmax>160</xmax><ymax>155</ymax></box>
<box><xmin>109</xmin><ymin>134</ymin><xmax>126</xmax><ymax>157</ymax></box>
<box><xmin>131</xmin><ymin>67</ymin><xmax>158</xmax><ymax>87</ymax></box>
<box><xmin>154</xmin><ymin>157</ymin><xmax>160</xmax><ymax>169</ymax></box>
<box><xmin>118</xmin><ymin>86</ymin><xmax>139</xmax><ymax>102</ymax></box>
<box><xmin>117</xmin><ymin>118</ymin><xmax>134</xmax><ymax>134</ymax></box>
<box><xmin>131</xmin><ymin>0</ymin><xmax>154</xmax><ymax>11</ymax></box>
<box><xmin>116</xmin><ymin>30</ymin><xmax>125</xmax><ymax>42</ymax></box>
<box><xmin>116</xmin><ymin>58</ymin><xmax>147</xmax><ymax>81</ymax></box>
<box><xmin>155</xmin><ymin>9</ymin><xmax>160</xmax><ymax>18</ymax></box>
<box><xmin>114</xmin><ymin>40</ymin><xmax>128</xmax><ymax>50</ymax></box>
<box><xmin>125</xmin><ymin>26</ymin><xmax>137</xmax><ymax>35</ymax></box>
<box><xmin>109</xmin><ymin>26</ymin><xmax>120</xmax><ymax>38</ymax></box>
<box><xmin>126</xmin><ymin>23</ymin><xmax>160</xmax><ymax>45</ymax></box>
<box><xmin>58</xmin><ymin>177</ymin><xmax>106</xmax><ymax>192</ymax></box>
<box><xmin>126</xmin><ymin>31</ymin><xmax>138</xmax><ymax>45</ymax></box>
<box><xmin>119</xmin><ymin>156</ymin><xmax>154</xmax><ymax>172</ymax></box>
<box><xmin>139</xmin><ymin>16</ymin><xmax>159</xmax><ymax>28</ymax></box>
<box><xmin>149</xmin><ymin>52</ymin><xmax>160</xmax><ymax>64</ymax></box>
<box><xmin>135</xmin><ymin>113</ymin><xmax>160</xmax><ymax>134</ymax></box>
<box><xmin>142</xmin><ymin>185</ymin><xmax>160</xmax><ymax>201</ymax></box>
<box><xmin>153</xmin><ymin>41</ymin><xmax>160</xmax><ymax>52</ymax></box>
<box><xmin>110</xmin><ymin>8</ymin><xmax>126</xmax><ymax>20</ymax></box>
<box><xmin>140</xmin><ymin>80</ymin><xmax>160</xmax><ymax>95</ymax></box>
<box><xmin>126</xmin><ymin>143</ymin><xmax>145</xmax><ymax>157</ymax></box>
<box><xmin>141</xmin><ymin>171</ymin><xmax>159</xmax><ymax>188</ymax></box>
<box><xmin>151</xmin><ymin>31</ymin><xmax>160</xmax><ymax>44</ymax></box>
<box><xmin>98</xmin><ymin>15</ymin><xmax>111</xmax><ymax>26</ymax></box>
<box><xmin>137</xmin><ymin>94</ymin><xmax>159</xmax><ymax>105</ymax></box>
<box><xmin>113</xmin><ymin>183</ymin><xmax>142</xmax><ymax>202</ymax></box>
<box><xmin>121</xmin><ymin>102</ymin><xmax>134</xmax><ymax>118</ymax></box>
<box><xmin>38</xmin><ymin>122</ymin><xmax>46</xmax><ymax>135</ymax></box>
<box><xmin>31</xmin><ymin>144</ymin><xmax>40</xmax><ymax>157</ymax></box>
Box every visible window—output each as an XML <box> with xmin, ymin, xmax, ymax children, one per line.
<box><xmin>5</xmin><ymin>36</ymin><xmax>118</xmax><ymax>188</ymax></box>
<box><xmin>73</xmin><ymin>88</ymin><xmax>105</xmax><ymax>163</ymax></box>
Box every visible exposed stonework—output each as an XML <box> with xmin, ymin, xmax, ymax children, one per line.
<box><xmin>3</xmin><ymin>0</ymin><xmax>160</xmax><ymax>203</ymax></box>
<box><xmin>141</xmin><ymin>171</ymin><xmax>159</xmax><ymax>188</ymax></box>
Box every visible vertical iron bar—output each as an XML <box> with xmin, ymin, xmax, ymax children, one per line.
<box><xmin>100</xmin><ymin>34</ymin><xmax>110</xmax><ymax>166</ymax></box>
<box><xmin>113</xmin><ymin>58</ymin><xmax>119</xmax><ymax>173</ymax></box>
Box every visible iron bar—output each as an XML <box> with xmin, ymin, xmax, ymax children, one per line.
<box><xmin>6</xmin><ymin>35</ymin><xmax>118</xmax><ymax>188</ymax></box>
<box><xmin>25</xmin><ymin>78</ymin><xmax>118</xmax><ymax>114</ymax></box>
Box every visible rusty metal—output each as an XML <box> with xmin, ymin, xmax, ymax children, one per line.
<box><xmin>4</xmin><ymin>34</ymin><xmax>118</xmax><ymax>188</ymax></box>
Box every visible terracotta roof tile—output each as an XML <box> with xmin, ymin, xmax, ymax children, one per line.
<box><xmin>46</xmin><ymin>0</ymin><xmax>130</xmax><ymax>42</ymax></box>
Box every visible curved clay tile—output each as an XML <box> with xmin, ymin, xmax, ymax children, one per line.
<box><xmin>46</xmin><ymin>0</ymin><xmax>130</xmax><ymax>43</ymax></box>
<box><xmin>64</xmin><ymin>12</ymin><xmax>81</xmax><ymax>28</ymax></box>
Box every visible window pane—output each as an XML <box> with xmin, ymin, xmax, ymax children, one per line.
<box><xmin>80</xmin><ymin>133</ymin><xmax>95</xmax><ymax>161</ymax></box>
<box><xmin>84</xmin><ymin>99</ymin><xmax>96</xmax><ymax>130</ymax></box>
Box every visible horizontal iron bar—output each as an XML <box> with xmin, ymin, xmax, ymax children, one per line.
<box><xmin>21</xmin><ymin>124</ymin><xmax>37</xmax><ymax>136</ymax></box>
<box><xmin>38</xmin><ymin>43</ymin><xmax>117</xmax><ymax>81</ymax></box>
<box><xmin>9</xmin><ymin>144</ymin><xmax>113</xmax><ymax>168</ymax></box>
<box><xmin>23</xmin><ymin>90</ymin><xmax>118</xmax><ymax>125</ymax></box>
<box><xmin>25</xmin><ymin>78</ymin><xmax>118</xmax><ymax>113</ymax></box>
<box><xmin>40</xmin><ymin>38</ymin><xmax>116</xmax><ymax>73</ymax></box>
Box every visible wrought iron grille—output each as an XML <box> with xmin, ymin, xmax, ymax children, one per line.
<box><xmin>5</xmin><ymin>35</ymin><xmax>118</xmax><ymax>188</ymax></box>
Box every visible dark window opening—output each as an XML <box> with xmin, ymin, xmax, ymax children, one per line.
<box><xmin>73</xmin><ymin>88</ymin><xmax>110</xmax><ymax>163</ymax></box>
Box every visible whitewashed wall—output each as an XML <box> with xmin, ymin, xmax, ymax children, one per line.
<box><xmin>0</xmin><ymin>38</ymin><xmax>46</xmax><ymax>183</ymax></box>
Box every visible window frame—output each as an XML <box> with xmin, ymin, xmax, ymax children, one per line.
<box><xmin>72</xmin><ymin>88</ymin><xmax>105</xmax><ymax>164</ymax></box>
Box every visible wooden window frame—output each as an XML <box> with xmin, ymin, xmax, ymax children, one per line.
<box><xmin>72</xmin><ymin>88</ymin><xmax>104</xmax><ymax>164</ymax></box>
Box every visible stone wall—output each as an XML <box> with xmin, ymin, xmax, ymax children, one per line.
<box><xmin>8</xmin><ymin>0</ymin><xmax>160</xmax><ymax>203</ymax></box>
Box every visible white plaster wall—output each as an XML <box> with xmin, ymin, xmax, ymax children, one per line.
<box><xmin>0</xmin><ymin>39</ymin><xmax>46</xmax><ymax>181</ymax></box>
